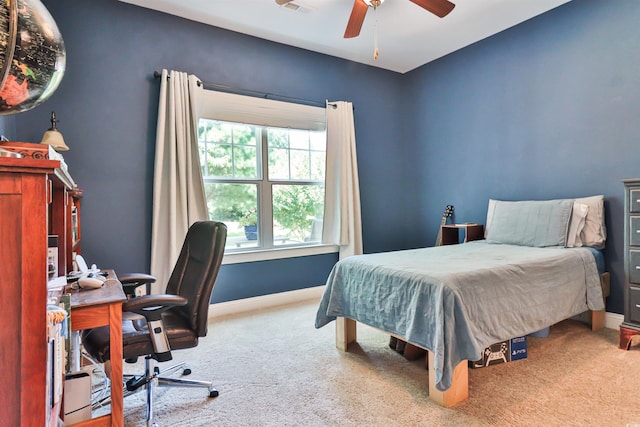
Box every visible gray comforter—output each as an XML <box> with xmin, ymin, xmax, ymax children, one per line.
<box><xmin>315</xmin><ymin>241</ymin><xmax>604</xmax><ymax>391</ymax></box>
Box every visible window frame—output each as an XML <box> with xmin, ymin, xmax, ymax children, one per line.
<box><xmin>196</xmin><ymin>90</ymin><xmax>338</xmax><ymax>264</ymax></box>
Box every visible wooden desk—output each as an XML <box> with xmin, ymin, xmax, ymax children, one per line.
<box><xmin>68</xmin><ymin>270</ymin><xmax>126</xmax><ymax>427</ymax></box>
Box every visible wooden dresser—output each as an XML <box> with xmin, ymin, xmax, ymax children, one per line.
<box><xmin>621</xmin><ymin>178</ymin><xmax>640</xmax><ymax>349</ymax></box>
<box><xmin>0</xmin><ymin>154</ymin><xmax>78</xmax><ymax>426</ymax></box>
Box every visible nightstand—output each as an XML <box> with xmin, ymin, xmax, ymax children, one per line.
<box><xmin>441</xmin><ymin>223</ymin><xmax>484</xmax><ymax>246</ymax></box>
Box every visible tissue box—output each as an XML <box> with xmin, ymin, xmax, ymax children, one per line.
<box><xmin>470</xmin><ymin>336</ymin><xmax>527</xmax><ymax>368</ymax></box>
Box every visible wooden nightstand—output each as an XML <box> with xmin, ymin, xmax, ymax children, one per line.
<box><xmin>441</xmin><ymin>224</ymin><xmax>484</xmax><ymax>246</ymax></box>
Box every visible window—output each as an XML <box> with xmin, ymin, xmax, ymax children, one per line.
<box><xmin>196</xmin><ymin>90</ymin><xmax>333</xmax><ymax>261</ymax></box>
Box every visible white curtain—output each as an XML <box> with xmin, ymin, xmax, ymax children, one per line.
<box><xmin>150</xmin><ymin>69</ymin><xmax>208</xmax><ymax>288</ymax></box>
<box><xmin>322</xmin><ymin>101</ymin><xmax>363</xmax><ymax>259</ymax></box>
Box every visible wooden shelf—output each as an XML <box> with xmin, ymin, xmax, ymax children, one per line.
<box><xmin>0</xmin><ymin>152</ymin><xmax>81</xmax><ymax>426</ymax></box>
<box><xmin>441</xmin><ymin>223</ymin><xmax>485</xmax><ymax>246</ymax></box>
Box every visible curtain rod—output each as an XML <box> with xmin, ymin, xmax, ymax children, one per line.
<box><xmin>153</xmin><ymin>70</ymin><xmax>336</xmax><ymax>109</ymax></box>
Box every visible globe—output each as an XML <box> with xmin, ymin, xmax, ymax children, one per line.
<box><xmin>0</xmin><ymin>0</ymin><xmax>65</xmax><ymax>115</ymax></box>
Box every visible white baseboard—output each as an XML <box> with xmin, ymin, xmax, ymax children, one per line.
<box><xmin>208</xmin><ymin>285</ymin><xmax>325</xmax><ymax>320</ymax></box>
<box><xmin>208</xmin><ymin>287</ymin><xmax>624</xmax><ymax>332</ymax></box>
<box><xmin>605</xmin><ymin>312</ymin><xmax>624</xmax><ymax>330</ymax></box>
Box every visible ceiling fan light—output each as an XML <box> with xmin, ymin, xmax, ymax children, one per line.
<box><xmin>363</xmin><ymin>0</ymin><xmax>384</xmax><ymax>7</ymax></box>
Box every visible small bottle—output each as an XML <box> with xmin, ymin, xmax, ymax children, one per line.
<box><xmin>47</xmin><ymin>257</ymin><xmax>57</xmax><ymax>279</ymax></box>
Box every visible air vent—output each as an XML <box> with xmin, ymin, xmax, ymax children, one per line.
<box><xmin>281</xmin><ymin>2</ymin><xmax>311</xmax><ymax>13</ymax></box>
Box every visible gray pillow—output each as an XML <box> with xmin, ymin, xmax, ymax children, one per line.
<box><xmin>485</xmin><ymin>199</ymin><xmax>574</xmax><ymax>247</ymax></box>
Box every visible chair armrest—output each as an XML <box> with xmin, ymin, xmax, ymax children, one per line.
<box><xmin>118</xmin><ymin>272</ymin><xmax>157</xmax><ymax>284</ymax></box>
<box><xmin>123</xmin><ymin>294</ymin><xmax>187</xmax><ymax>363</ymax></box>
<box><xmin>123</xmin><ymin>294</ymin><xmax>187</xmax><ymax>321</ymax></box>
<box><xmin>118</xmin><ymin>273</ymin><xmax>157</xmax><ymax>297</ymax></box>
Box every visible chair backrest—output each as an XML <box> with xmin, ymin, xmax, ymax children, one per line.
<box><xmin>165</xmin><ymin>221</ymin><xmax>227</xmax><ymax>337</ymax></box>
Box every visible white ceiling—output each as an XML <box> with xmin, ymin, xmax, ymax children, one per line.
<box><xmin>119</xmin><ymin>0</ymin><xmax>571</xmax><ymax>74</ymax></box>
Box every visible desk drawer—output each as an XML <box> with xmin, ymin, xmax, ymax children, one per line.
<box><xmin>631</xmin><ymin>189</ymin><xmax>640</xmax><ymax>213</ymax></box>
<box><xmin>629</xmin><ymin>287</ymin><xmax>640</xmax><ymax>323</ymax></box>
<box><xmin>630</xmin><ymin>250</ymin><xmax>640</xmax><ymax>284</ymax></box>
<box><xmin>631</xmin><ymin>217</ymin><xmax>640</xmax><ymax>247</ymax></box>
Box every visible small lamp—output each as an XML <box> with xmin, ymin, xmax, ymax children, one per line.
<box><xmin>41</xmin><ymin>111</ymin><xmax>69</xmax><ymax>151</ymax></box>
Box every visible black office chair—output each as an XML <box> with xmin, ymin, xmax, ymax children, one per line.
<box><xmin>82</xmin><ymin>221</ymin><xmax>227</xmax><ymax>427</ymax></box>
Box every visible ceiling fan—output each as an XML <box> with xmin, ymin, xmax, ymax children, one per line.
<box><xmin>276</xmin><ymin>0</ymin><xmax>455</xmax><ymax>39</ymax></box>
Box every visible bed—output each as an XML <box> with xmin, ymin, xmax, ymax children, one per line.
<box><xmin>315</xmin><ymin>197</ymin><xmax>609</xmax><ymax>406</ymax></box>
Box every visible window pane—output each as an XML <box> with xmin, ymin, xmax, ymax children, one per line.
<box><xmin>310</xmin><ymin>151</ymin><xmax>325</xmax><ymax>181</ymax></box>
<box><xmin>290</xmin><ymin>150</ymin><xmax>310</xmax><ymax>180</ymax></box>
<box><xmin>268</xmin><ymin>147</ymin><xmax>290</xmax><ymax>180</ymax></box>
<box><xmin>267</xmin><ymin>128</ymin><xmax>289</xmax><ymax>148</ymax></box>
<box><xmin>204</xmin><ymin>143</ymin><xmax>232</xmax><ymax>177</ymax></box>
<box><xmin>199</xmin><ymin>120</ymin><xmax>231</xmax><ymax>144</ymax></box>
<box><xmin>203</xmin><ymin>182</ymin><xmax>259</xmax><ymax>250</ymax></box>
<box><xmin>199</xmin><ymin>120</ymin><xmax>260</xmax><ymax>180</ymax></box>
<box><xmin>232</xmin><ymin>124</ymin><xmax>257</xmax><ymax>146</ymax></box>
<box><xmin>289</xmin><ymin>129</ymin><xmax>309</xmax><ymax>150</ymax></box>
<box><xmin>234</xmin><ymin>145</ymin><xmax>258</xmax><ymax>179</ymax></box>
<box><xmin>272</xmin><ymin>184</ymin><xmax>324</xmax><ymax>245</ymax></box>
<box><xmin>309</xmin><ymin>131</ymin><xmax>326</xmax><ymax>151</ymax></box>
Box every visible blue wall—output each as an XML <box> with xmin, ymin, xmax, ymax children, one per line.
<box><xmin>0</xmin><ymin>115</ymin><xmax>15</xmax><ymax>140</ymax></box>
<box><xmin>9</xmin><ymin>0</ymin><xmax>639</xmax><ymax>312</ymax></box>
<box><xmin>13</xmin><ymin>0</ymin><xmax>413</xmax><ymax>303</ymax></box>
<box><xmin>404</xmin><ymin>0</ymin><xmax>640</xmax><ymax>314</ymax></box>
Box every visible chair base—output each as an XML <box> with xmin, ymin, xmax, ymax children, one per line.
<box><xmin>124</xmin><ymin>356</ymin><xmax>218</xmax><ymax>427</ymax></box>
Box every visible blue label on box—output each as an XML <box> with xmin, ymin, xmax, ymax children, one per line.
<box><xmin>510</xmin><ymin>336</ymin><xmax>527</xmax><ymax>360</ymax></box>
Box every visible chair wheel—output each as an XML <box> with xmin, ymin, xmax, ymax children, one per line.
<box><xmin>126</xmin><ymin>375</ymin><xmax>147</xmax><ymax>392</ymax></box>
<box><xmin>182</xmin><ymin>368</ymin><xmax>191</xmax><ymax>376</ymax></box>
<box><xmin>209</xmin><ymin>389</ymin><xmax>219</xmax><ymax>398</ymax></box>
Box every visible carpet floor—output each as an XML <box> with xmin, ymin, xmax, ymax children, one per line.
<box><xmin>103</xmin><ymin>299</ymin><xmax>640</xmax><ymax>426</ymax></box>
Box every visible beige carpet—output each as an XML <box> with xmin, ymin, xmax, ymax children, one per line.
<box><xmin>109</xmin><ymin>300</ymin><xmax>640</xmax><ymax>427</ymax></box>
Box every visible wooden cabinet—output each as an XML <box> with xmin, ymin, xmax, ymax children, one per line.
<box><xmin>621</xmin><ymin>178</ymin><xmax>640</xmax><ymax>349</ymax></box>
<box><xmin>0</xmin><ymin>154</ymin><xmax>78</xmax><ymax>426</ymax></box>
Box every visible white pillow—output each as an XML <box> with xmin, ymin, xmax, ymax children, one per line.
<box><xmin>486</xmin><ymin>197</ymin><xmax>606</xmax><ymax>248</ymax></box>
<box><xmin>484</xmin><ymin>199</ymin><xmax>574</xmax><ymax>247</ymax></box>
<box><xmin>566</xmin><ymin>203</ymin><xmax>588</xmax><ymax>248</ymax></box>
<box><xmin>575</xmin><ymin>195</ymin><xmax>606</xmax><ymax>249</ymax></box>
<box><xmin>484</xmin><ymin>199</ymin><xmax>496</xmax><ymax>238</ymax></box>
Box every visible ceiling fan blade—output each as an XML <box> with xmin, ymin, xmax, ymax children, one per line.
<box><xmin>409</xmin><ymin>0</ymin><xmax>455</xmax><ymax>18</ymax></box>
<box><xmin>275</xmin><ymin>0</ymin><xmax>294</xmax><ymax>5</ymax></box>
<box><xmin>344</xmin><ymin>0</ymin><xmax>369</xmax><ymax>39</ymax></box>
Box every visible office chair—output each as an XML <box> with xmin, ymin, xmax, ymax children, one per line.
<box><xmin>82</xmin><ymin>221</ymin><xmax>227</xmax><ymax>427</ymax></box>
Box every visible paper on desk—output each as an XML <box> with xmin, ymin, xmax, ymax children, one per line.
<box><xmin>47</xmin><ymin>275</ymin><xmax>67</xmax><ymax>291</ymax></box>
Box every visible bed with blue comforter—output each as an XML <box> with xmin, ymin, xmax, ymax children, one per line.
<box><xmin>315</xmin><ymin>197</ymin><xmax>608</xmax><ymax>400</ymax></box>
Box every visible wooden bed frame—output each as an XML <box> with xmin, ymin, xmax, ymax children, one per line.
<box><xmin>333</xmin><ymin>272</ymin><xmax>610</xmax><ymax>407</ymax></box>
